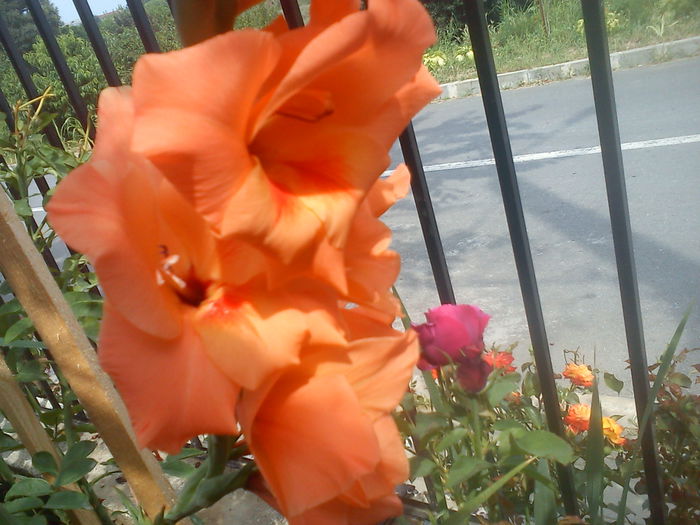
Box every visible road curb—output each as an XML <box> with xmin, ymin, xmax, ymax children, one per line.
<box><xmin>437</xmin><ymin>35</ymin><xmax>700</xmax><ymax>100</ymax></box>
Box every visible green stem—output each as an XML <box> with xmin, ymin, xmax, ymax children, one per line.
<box><xmin>164</xmin><ymin>462</ymin><xmax>256</xmax><ymax>524</ymax></box>
<box><xmin>207</xmin><ymin>434</ymin><xmax>233</xmax><ymax>478</ymax></box>
<box><xmin>0</xmin><ymin>455</ymin><xmax>15</xmax><ymax>482</ymax></box>
<box><xmin>470</xmin><ymin>398</ymin><xmax>483</xmax><ymax>458</ymax></box>
<box><xmin>78</xmin><ymin>479</ymin><xmax>114</xmax><ymax>525</ymax></box>
<box><xmin>462</xmin><ymin>457</ymin><xmax>536</xmax><ymax>516</ymax></box>
<box><xmin>58</xmin><ymin>374</ymin><xmax>76</xmax><ymax>446</ymax></box>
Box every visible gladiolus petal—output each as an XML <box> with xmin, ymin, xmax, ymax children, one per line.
<box><xmin>99</xmin><ymin>304</ymin><xmax>239</xmax><ymax>453</ymax></box>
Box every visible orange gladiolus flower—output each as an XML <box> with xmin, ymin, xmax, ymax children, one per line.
<box><xmin>483</xmin><ymin>350</ymin><xmax>516</xmax><ymax>373</ymax></box>
<box><xmin>564</xmin><ymin>404</ymin><xmax>591</xmax><ymax>434</ymax></box>
<box><xmin>602</xmin><ymin>417</ymin><xmax>627</xmax><ymax>446</ymax></box>
<box><xmin>128</xmin><ymin>0</ymin><xmax>440</xmax><ymax>293</ymax></box>
<box><xmin>239</xmin><ymin>310</ymin><xmax>418</xmax><ymax>525</ymax></box>
<box><xmin>47</xmin><ymin>89</ymin><xmax>345</xmax><ymax>452</ymax></box>
<box><xmin>562</xmin><ymin>363</ymin><xmax>594</xmax><ymax>388</ymax></box>
<box><xmin>49</xmin><ymin>0</ymin><xmax>436</xmax><ymax>521</ymax></box>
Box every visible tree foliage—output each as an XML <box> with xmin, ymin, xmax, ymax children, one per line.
<box><xmin>0</xmin><ymin>0</ymin><xmax>284</xmax><ymax>138</ymax></box>
<box><xmin>0</xmin><ymin>0</ymin><xmax>62</xmax><ymax>55</ymax></box>
<box><xmin>420</xmin><ymin>0</ymin><xmax>533</xmax><ymax>30</ymax></box>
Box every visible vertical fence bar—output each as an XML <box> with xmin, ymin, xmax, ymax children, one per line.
<box><xmin>580</xmin><ymin>1</ymin><xmax>665</xmax><ymax>522</ymax></box>
<box><xmin>280</xmin><ymin>0</ymin><xmax>305</xmax><ymax>28</ymax></box>
<box><xmin>25</xmin><ymin>0</ymin><xmax>92</xmax><ymax>134</ymax></box>
<box><xmin>462</xmin><ymin>0</ymin><xmax>578</xmax><ymax>514</ymax></box>
<box><xmin>125</xmin><ymin>0</ymin><xmax>161</xmax><ymax>53</ymax></box>
<box><xmin>73</xmin><ymin>0</ymin><xmax>122</xmax><ymax>87</ymax></box>
<box><xmin>0</xmin><ymin>13</ymin><xmax>64</xmax><ymax>159</ymax></box>
<box><xmin>399</xmin><ymin>124</ymin><xmax>456</xmax><ymax>304</ymax></box>
<box><xmin>0</xmin><ymin>88</ymin><xmax>14</xmax><ymax>132</ymax></box>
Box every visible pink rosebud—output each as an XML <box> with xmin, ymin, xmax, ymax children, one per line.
<box><xmin>413</xmin><ymin>304</ymin><xmax>490</xmax><ymax>370</ymax></box>
<box><xmin>456</xmin><ymin>356</ymin><xmax>493</xmax><ymax>393</ymax></box>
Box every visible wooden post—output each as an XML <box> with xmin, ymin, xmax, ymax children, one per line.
<box><xmin>0</xmin><ymin>358</ymin><xmax>101</xmax><ymax>525</ymax></box>
<box><xmin>0</xmin><ymin>192</ymin><xmax>179</xmax><ymax>519</ymax></box>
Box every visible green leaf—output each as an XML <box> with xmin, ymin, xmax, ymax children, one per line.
<box><xmin>460</xmin><ymin>457</ymin><xmax>536</xmax><ymax>516</ymax></box>
<box><xmin>55</xmin><ymin>457</ymin><xmax>97</xmax><ymax>486</ymax></box>
<box><xmin>409</xmin><ymin>456</ymin><xmax>437</xmax><ymax>480</ymax></box>
<box><xmin>32</xmin><ymin>451</ymin><xmax>58</xmax><ymax>476</ymax></box>
<box><xmin>160</xmin><ymin>458</ymin><xmax>196</xmax><ymax>478</ymax></box>
<box><xmin>5</xmin><ymin>477</ymin><xmax>53</xmax><ymax>499</ymax></box>
<box><xmin>667</xmin><ymin>372</ymin><xmax>691</xmax><ymax>388</ymax></box>
<box><xmin>44</xmin><ymin>490</ymin><xmax>90</xmax><ymax>510</ymax></box>
<box><xmin>54</xmin><ymin>441</ymin><xmax>98</xmax><ymax>486</ymax></box>
<box><xmin>6</xmin><ymin>340</ymin><xmax>45</xmax><ymax>350</ymax></box>
<box><xmin>413</xmin><ymin>412</ymin><xmax>446</xmax><ymax>440</ymax></box>
<box><xmin>16</xmin><ymin>360</ymin><xmax>47</xmax><ymax>383</ymax></box>
<box><xmin>65</xmin><ymin>440</ymin><xmax>98</xmax><ymax>461</ymax></box>
<box><xmin>534</xmin><ymin>460</ymin><xmax>557</xmax><ymax>525</ymax></box>
<box><xmin>13</xmin><ymin>199</ymin><xmax>33</xmax><ymax>218</ymax></box>
<box><xmin>0</xmin><ymin>299</ymin><xmax>22</xmax><ymax>317</ymax></box>
<box><xmin>565</xmin><ymin>390</ymin><xmax>580</xmax><ymax>404</ymax></box>
<box><xmin>4</xmin><ymin>317</ymin><xmax>34</xmax><ymax>343</ymax></box>
<box><xmin>446</xmin><ymin>456</ymin><xmax>490</xmax><ymax>489</ymax></box>
<box><xmin>586</xmin><ymin>379</ymin><xmax>605</xmax><ymax>525</ymax></box>
<box><xmin>616</xmin><ymin>306</ymin><xmax>692</xmax><ymax>525</ymax></box>
<box><xmin>487</xmin><ymin>374</ymin><xmax>521</xmax><ymax>407</ymax></box>
<box><xmin>3</xmin><ymin>496</ymin><xmax>43</xmax><ymax>514</ymax></box>
<box><xmin>515</xmin><ymin>430</ymin><xmax>574</xmax><ymax>464</ymax></box>
<box><xmin>25</xmin><ymin>515</ymin><xmax>48</xmax><ymax>525</ymax></box>
<box><xmin>522</xmin><ymin>370</ymin><xmax>541</xmax><ymax>397</ymax></box>
<box><xmin>435</xmin><ymin>428</ymin><xmax>469</xmax><ymax>452</ymax></box>
<box><xmin>167</xmin><ymin>447</ymin><xmax>203</xmax><ymax>461</ymax></box>
<box><xmin>0</xmin><ymin>432</ymin><xmax>21</xmax><ymax>450</ymax></box>
<box><xmin>0</xmin><ymin>503</ymin><xmax>23</xmax><ymax>525</ymax></box>
<box><xmin>421</xmin><ymin>370</ymin><xmax>449</xmax><ymax>414</ymax></box>
<box><xmin>604</xmin><ymin>372</ymin><xmax>624</xmax><ymax>394</ymax></box>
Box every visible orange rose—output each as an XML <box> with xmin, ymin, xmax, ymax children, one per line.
<box><xmin>563</xmin><ymin>363</ymin><xmax>594</xmax><ymax>388</ymax></box>
<box><xmin>564</xmin><ymin>404</ymin><xmax>591</xmax><ymax>434</ymax></box>
<box><xmin>239</xmin><ymin>310</ymin><xmax>419</xmax><ymax>524</ymax></box>
<box><xmin>602</xmin><ymin>417</ymin><xmax>627</xmax><ymax>446</ymax></box>
<box><xmin>483</xmin><ymin>350</ymin><xmax>516</xmax><ymax>373</ymax></box>
<box><xmin>506</xmin><ymin>391</ymin><xmax>522</xmax><ymax>404</ymax></box>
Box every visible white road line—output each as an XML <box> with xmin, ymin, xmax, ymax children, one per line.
<box><xmin>385</xmin><ymin>133</ymin><xmax>700</xmax><ymax>176</ymax></box>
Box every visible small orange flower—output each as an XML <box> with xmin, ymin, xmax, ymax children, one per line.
<box><xmin>602</xmin><ymin>417</ymin><xmax>627</xmax><ymax>446</ymax></box>
<box><xmin>506</xmin><ymin>391</ymin><xmax>522</xmax><ymax>404</ymax></box>
<box><xmin>563</xmin><ymin>363</ymin><xmax>594</xmax><ymax>388</ymax></box>
<box><xmin>483</xmin><ymin>350</ymin><xmax>516</xmax><ymax>373</ymax></box>
<box><xmin>564</xmin><ymin>404</ymin><xmax>591</xmax><ymax>434</ymax></box>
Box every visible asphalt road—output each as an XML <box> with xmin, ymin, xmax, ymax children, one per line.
<box><xmin>387</xmin><ymin>56</ymin><xmax>700</xmax><ymax>393</ymax></box>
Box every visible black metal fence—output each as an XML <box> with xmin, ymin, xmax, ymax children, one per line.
<box><xmin>0</xmin><ymin>0</ymin><xmax>668</xmax><ymax>522</ymax></box>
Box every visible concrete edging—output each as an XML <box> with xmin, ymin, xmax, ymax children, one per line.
<box><xmin>438</xmin><ymin>35</ymin><xmax>700</xmax><ymax>100</ymax></box>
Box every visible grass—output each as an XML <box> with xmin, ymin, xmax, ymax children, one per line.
<box><xmin>425</xmin><ymin>0</ymin><xmax>700</xmax><ymax>83</ymax></box>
